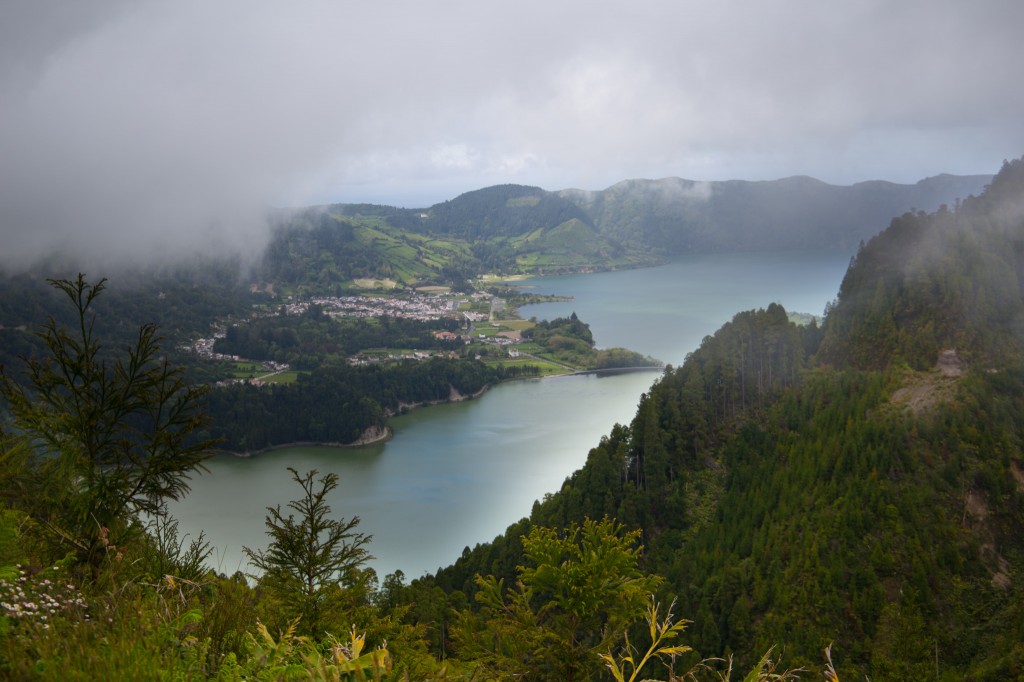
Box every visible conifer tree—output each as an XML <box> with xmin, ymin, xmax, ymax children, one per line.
<box><xmin>0</xmin><ymin>275</ymin><xmax>213</xmax><ymax>575</ymax></box>
<box><xmin>244</xmin><ymin>467</ymin><xmax>372</xmax><ymax>636</ymax></box>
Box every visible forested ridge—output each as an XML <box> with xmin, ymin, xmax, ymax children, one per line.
<box><xmin>0</xmin><ymin>259</ymin><xmax>254</xmax><ymax>377</ymax></box>
<box><xmin>423</xmin><ymin>159</ymin><xmax>1024</xmax><ymax>678</ymax></box>
<box><xmin>203</xmin><ymin>358</ymin><xmax>503</xmax><ymax>452</ymax></box>
<box><xmin>400</xmin><ymin>184</ymin><xmax>594</xmax><ymax>241</ymax></box>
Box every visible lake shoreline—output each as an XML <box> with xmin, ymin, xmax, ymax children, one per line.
<box><xmin>220</xmin><ymin>383</ymin><xmax>492</xmax><ymax>458</ymax></box>
<box><xmin>176</xmin><ymin>251</ymin><xmax>851</xmax><ymax>579</ymax></box>
<box><xmin>216</xmin><ymin>365</ymin><xmax>661</xmax><ymax>458</ymax></box>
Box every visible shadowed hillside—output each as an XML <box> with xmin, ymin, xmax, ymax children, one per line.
<box><xmin>427</xmin><ymin>159</ymin><xmax>1024</xmax><ymax>678</ymax></box>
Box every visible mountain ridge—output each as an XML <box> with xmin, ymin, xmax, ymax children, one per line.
<box><xmin>258</xmin><ymin>171</ymin><xmax>991</xmax><ymax>289</ymax></box>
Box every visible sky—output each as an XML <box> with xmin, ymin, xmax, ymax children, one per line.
<box><xmin>1</xmin><ymin>0</ymin><xmax>1023</xmax><ymax>268</ymax></box>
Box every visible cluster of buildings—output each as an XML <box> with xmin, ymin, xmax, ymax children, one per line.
<box><xmin>178</xmin><ymin>290</ymin><xmax>516</xmax><ymax>378</ymax></box>
<box><xmin>182</xmin><ymin>334</ymin><xmax>233</xmax><ymax>360</ymax></box>
<box><xmin>181</xmin><ymin>335</ymin><xmax>289</xmax><ymax>373</ymax></box>
<box><xmin>276</xmin><ymin>293</ymin><xmax>472</xmax><ymax>321</ymax></box>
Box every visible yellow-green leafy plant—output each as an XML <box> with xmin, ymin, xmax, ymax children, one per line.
<box><xmin>302</xmin><ymin>625</ymin><xmax>392</xmax><ymax>681</ymax></box>
<box><xmin>600</xmin><ymin>597</ymin><xmax>693</xmax><ymax>682</ymax></box>
<box><xmin>710</xmin><ymin>646</ymin><xmax>804</xmax><ymax>682</ymax></box>
<box><xmin>242</xmin><ymin>617</ymin><xmax>306</xmax><ymax>678</ymax></box>
<box><xmin>233</xmin><ymin>618</ymin><xmax>391</xmax><ymax>681</ymax></box>
<box><xmin>823</xmin><ymin>643</ymin><xmax>839</xmax><ymax>682</ymax></box>
<box><xmin>453</xmin><ymin>517</ymin><xmax>661</xmax><ymax>681</ymax></box>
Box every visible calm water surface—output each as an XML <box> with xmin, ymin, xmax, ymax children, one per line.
<box><xmin>173</xmin><ymin>251</ymin><xmax>850</xmax><ymax>578</ymax></box>
<box><xmin>174</xmin><ymin>371</ymin><xmax>656</xmax><ymax>578</ymax></box>
<box><xmin>519</xmin><ymin>250</ymin><xmax>852</xmax><ymax>365</ymax></box>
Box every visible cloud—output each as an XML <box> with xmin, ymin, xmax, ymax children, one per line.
<box><xmin>430</xmin><ymin>144</ymin><xmax>479</xmax><ymax>170</ymax></box>
<box><xmin>1</xmin><ymin>0</ymin><xmax>1022</xmax><ymax>270</ymax></box>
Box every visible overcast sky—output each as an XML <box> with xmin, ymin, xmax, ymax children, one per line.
<box><xmin>1</xmin><ymin>0</ymin><xmax>1022</xmax><ymax>268</ymax></box>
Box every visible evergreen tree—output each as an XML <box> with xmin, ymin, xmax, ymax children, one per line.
<box><xmin>244</xmin><ymin>467</ymin><xmax>372</xmax><ymax>636</ymax></box>
<box><xmin>0</xmin><ymin>275</ymin><xmax>213</xmax><ymax>575</ymax></box>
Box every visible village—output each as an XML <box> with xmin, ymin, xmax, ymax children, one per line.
<box><xmin>275</xmin><ymin>291</ymin><xmax>491</xmax><ymax>322</ymax></box>
<box><xmin>179</xmin><ymin>288</ymin><xmax>532</xmax><ymax>384</ymax></box>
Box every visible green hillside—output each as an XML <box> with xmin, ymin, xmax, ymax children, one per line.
<box><xmin>403</xmin><ymin>184</ymin><xmax>594</xmax><ymax>240</ymax></box>
<box><xmin>260</xmin><ymin>207</ymin><xmax>476</xmax><ymax>291</ymax></box>
<box><xmin>261</xmin><ymin>196</ymin><xmax>646</xmax><ymax>288</ymax></box>
<box><xmin>428</xmin><ymin>159</ymin><xmax>1024</xmax><ymax>678</ymax></box>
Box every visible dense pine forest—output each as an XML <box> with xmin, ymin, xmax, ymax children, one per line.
<box><xmin>203</xmin><ymin>358</ymin><xmax>505</xmax><ymax>452</ymax></box>
<box><xmin>428</xmin><ymin>159</ymin><xmax>1024</xmax><ymax>678</ymax></box>
<box><xmin>1</xmin><ymin>158</ymin><xmax>1023</xmax><ymax>679</ymax></box>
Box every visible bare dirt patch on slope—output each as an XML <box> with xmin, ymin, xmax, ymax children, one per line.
<box><xmin>891</xmin><ymin>349</ymin><xmax>965</xmax><ymax>416</ymax></box>
<box><xmin>1010</xmin><ymin>460</ymin><xmax>1024</xmax><ymax>492</ymax></box>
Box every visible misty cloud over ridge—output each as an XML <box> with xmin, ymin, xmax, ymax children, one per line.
<box><xmin>1</xmin><ymin>0</ymin><xmax>1022</xmax><ymax>270</ymax></box>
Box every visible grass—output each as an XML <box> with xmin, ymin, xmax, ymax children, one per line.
<box><xmin>514</xmin><ymin>342</ymin><xmax>586</xmax><ymax>370</ymax></box>
<box><xmin>458</xmin><ymin>299</ymin><xmax>491</xmax><ymax>315</ymax></box>
<box><xmin>357</xmin><ymin>349</ymin><xmax>460</xmax><ymax>362</ymax></box>
<box><xmin>490</xmin><ymin>357</ymin><xmax>568</xmax><ymax>376</ymax></box>
<box><xmin>258</xmin><ymin>371</ymin><xmax>301</xmax><ymax>385</ymax></box>
<box><xmin>472</xmin><ymin>324</ymin><xmax>507</xmax><ymax>338</ymax></box>
<box><xmin>345</xmin><ymin>220</ymin><xmax>475</xmax><ymax>287</ymax></box>
<box><xmin>499</xmin><ymin>319</ymin><xmax>534</xmax><ymax>331</ymax></box>
<box><xmin>353</xmin><ymin>278</ymin><xmax>399</xmax><ymax>289</ymax></box>
<box><xmin>223</xmin><ymin>362</ymin><xmax>266</xmax><ymax>380</ymax></box>
<box><xmin>216</xmin><ymin>361</ymin><xmax>299</xmax><ymax>384</ymax></box>
<box><xmin>478</xmin><ymin>273</ymin><xmax>529</xmax><ymax>283</ymax></box>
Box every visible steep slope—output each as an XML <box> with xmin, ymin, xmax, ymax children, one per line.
<box><xmin>260</xmin><ymin>207</ymin><xmax>476</xmax><ymax>290</ymax></box>
<box><xmin>431</xmin><ymin>159</ymin><xmax>1024</xmax><ymax>678</ymax></box>
<box><xmin>819</xmin><ymin>159</ymin><xmax>1024</xmax><ymax>370</ymax></box>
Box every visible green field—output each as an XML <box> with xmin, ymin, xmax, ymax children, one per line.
<box><xmin>482</xmin><ymin>356</ymin><xmax>567</xmax><ymax>377</ymax></box>
<box><xmin>498</xmin><ymin>319</ymin><xmax>534</xmax><ymax>331</ymax></box>
<box><xmin>217</xmin><ymin>361</ymin><xmax>301</xmax><ymax>384</ymax></box>
<box><xmin>222</xmin><ymin>361</ymin><xmax>266</xmax><ymax>380</ymax></box>
<box><xmin>471</xmin><ymin>323</ymin><xmax>506</xmax><ymax>338</ymax></box>
<box><xmin>258</xmin><ymin>371</ymin><xmax>301</xmax><ymax>384</ymax></box>
<box><xmin>349</xmin><ymin>220</ymin><xmax>473</xmax><ymax>286</ymax></box>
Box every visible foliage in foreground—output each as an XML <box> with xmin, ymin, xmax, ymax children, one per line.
<box><xmin>244</xmin><ymin>467</ymin><xmax>372</xmax><ymax>638</ymax></box>
<box><xmin>0</xmin><ymin>275</ymin><xmax>214</xmax><ymax>575</ymax></box>
<box><xmin>452</xmin><ymin>518</ymin><xmax>661</xmax><ymax>680</ymax></box>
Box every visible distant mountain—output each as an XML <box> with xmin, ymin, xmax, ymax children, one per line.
<box><xmin>559</xmin><ymin>173</ymin><xmax>993</xmax><ymax>253</ymax></box>
<box><xmin>401</xmin><ymin>173</ymin><xmax>991</xmax><ymax>255</ymax></box>
<box><xmin>263</xmin><ymin>172</ymin><xmax>991</xmax><ymax>287</ymax></box>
